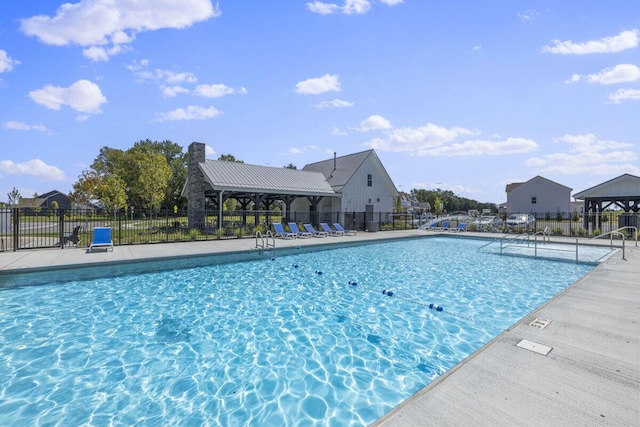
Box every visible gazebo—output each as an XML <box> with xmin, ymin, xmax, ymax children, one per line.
<box><xmin>573</xmin><ymin>174</ymin><xmax>640</xmax><ymax>231</ymax></box>
<box><xmin>183</xmin><ymin>142</ymin><xmax>337</xmax><ymax>230</ymax></box>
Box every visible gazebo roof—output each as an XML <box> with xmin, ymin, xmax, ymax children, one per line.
<box><xmin>573</xmin><ymin>174</ymin><xmax>640</xmax><ymax>200</ymax></box>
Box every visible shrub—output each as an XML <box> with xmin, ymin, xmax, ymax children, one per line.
<box><xmin>215</xmin><ymin>228</ymin><xmax>225</xmax><ymax>239</ymax></box>
<box><xmin>468</xmin><ymin>224</ymin><xmax>478</xmax><ymax>232</ymax></box>
<box><xmin>593</xmin><ymin>229</ymin><xmax>601</xmax><ymax>236</ymax></box>
<box><xmin>545</xmin><ymin>212</ymin><xmax>551</xmax><ymax>220</ymax></box>
<box><xmin>235</xmin><ymin>227</ymin><xmax>245</xmax><ymax>239</ymax></box>
<box><xmin>551</xmin><ymin>227</ymin><xmax>563</xmax><ymax>235</ymax></box>
<box><xmin>188</xmin><ymin>228</ymin><xmax>201</xmax><ymax>240</ymax></box>
<box><xmin>556</xmin><ymin>212</ymin><xmax>563</xmax><ymax>221</ymax></box>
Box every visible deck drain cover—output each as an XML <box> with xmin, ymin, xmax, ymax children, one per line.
<box><xmin>529</xmin><ymin>317</ymin><xmax>551</xmax><ymax>329</ymax></box>
<box><xmin>516</xmin><ymin>339</ymin><xmax>552</xmax><ymax>356</ymax></box>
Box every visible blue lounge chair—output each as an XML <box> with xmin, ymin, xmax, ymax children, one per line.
<box><xmin>320</xmin><ymin>223</ymin><xmax>343</xmax><ymax>236</ymax></box>
<box><xmin>89</xmin><ymin>227</ymin><xmax>113</xmax><ymax>252</ymax></box>
<box><xmin>333</xmin><ymin>223</ymin><xmax>357</xmax><ymax>236</ymax></box>
<box><xmin>303</xmin><ymin>223</ymin><xmax>328</xmax><ymax>237</ymax></box>
<box><xmin>450</xmin><ymin>223</ymin><xmax>467</xmax><ymax>232</ymax></box>
<box><xmin>288</xmin><ymin>222</ymin><xmax>312</xmax><ymax>238</ymax></box>
<box><xmin>273</xmin><ymin>223</ymin><xmax>295</xmax><ymax>239</ymax></box>
<box><xmin>438</xmin><ymin>221</ymin><xmax>450</xmax><ymax>231</ymax></box>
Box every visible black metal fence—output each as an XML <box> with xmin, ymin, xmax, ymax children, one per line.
<box><xmin>1</xmin><ymin>208</ymin><xmax>637</xmax><ymax>252</ymax></box>
<box><xmin>0</xmin><ymin>208</ymin><xmax>399</xmax><ymax>251</ymax></box>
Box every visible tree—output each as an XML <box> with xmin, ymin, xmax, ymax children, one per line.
<box><xmin>70</xmin><ymin>140</ymin><xmax>177</xmax><ymax>210</ymax></box>
<box><xmin>7</xmin><ymin>187</ymin><xmax>21</xmax><ymax>207</ymax></box>
<box><xmin>132</xmin><ymin>139</ymin><xmax>187</xmax><ymax>209</ymax></box>
<box><xmin>218</xmin><ymin>154</ymin><xmax>243</xmax><ymax>163</ymax></box>
<box><xmin>284</xmin><ymin>163</ymin><xmax>297</xmax><ymax>169</ymax></box>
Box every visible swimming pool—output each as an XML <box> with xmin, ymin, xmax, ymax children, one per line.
<box><xmin>0</xmin><ymin>237</ymin><xmax>597</xmax><ymax>425</ymax></box>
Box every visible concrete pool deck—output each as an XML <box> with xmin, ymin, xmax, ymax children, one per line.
<box><xmin>1</xmin><ymin>230</ymin><xmax>638</xmax><ymax>426</ymax></box>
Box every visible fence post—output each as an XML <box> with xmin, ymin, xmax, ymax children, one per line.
<box><xmin>59</xmin><ymin>208</ymin><xmax>65</xmax><ymax>249</ymax></box>
<box><xmin>12</xmin><ymin>208</ymin><xmax>18</xmax><ymax>251</ymax></box>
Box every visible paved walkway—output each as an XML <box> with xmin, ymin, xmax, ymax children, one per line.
<box><xmin>1</xmin><ymin>231</ymin><xmax>638</xmax><ymax>426</ymax></box>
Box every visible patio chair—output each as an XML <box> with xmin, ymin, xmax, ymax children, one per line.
<box><xmin>450</xmin><ymin>223</ymin><xmax>467</xmax><ymax>232</ymax></box>
<box><xmin>303</xmin><ymin>223</ymin><xmax>328</xmax><ymax>237</ymax></box>
<box><xmin>438</xmin><ymin>221</ymin><xmax>451</xmax><ymax>231</ymax></box>
<box><xmin>333</xmin><ymin>223</ymin><xmax>357</xmax><ymax>236</ymax></box>
<box><xmin>89</xmin><ymin>227</ymin><xmax>113</xmax><ymax>252</ymax></box>
<box><xmin>320</xmin><ymin>223</ymin><xmax>343</xmax><ymax>236</ymax></box>
<box><xmin>273</xmin><ymin>223</ymin><xmax>296</xmax><ymax>239</ymax></box>
<box><xmin>288</xmin><ymin>222</ymin><xmax>312</xmax><ymax>238</ymax></box>
<box><xmin>62</xmin><ymin>225</ymin><xmax>81</xmax><ymax>246</ymax></box>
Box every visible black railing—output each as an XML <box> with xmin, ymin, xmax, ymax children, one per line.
<box><xmin>1</xmin><ymin>208</ymin><xmax>637</xmax><ymax>252</ymax></box>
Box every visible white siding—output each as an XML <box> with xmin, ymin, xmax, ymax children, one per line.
<box><xmin>507</xmin><ymin>177</ymin><xmax>571</xmax><ymax>213</ymax></box>
<box><xmin>340</xmin><ymin>155</ymin><xmax>396</xmax><ymax>213</ymax></box>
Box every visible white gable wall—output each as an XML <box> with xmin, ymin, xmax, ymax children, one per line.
<box><xmin>291</xmin><ymin>151</ymin><xmax>397</xmax><ymax>214</ymax></box>
<box><xmin>338</xmin><ymin>155</ymin><xmax>396</xmax><ymax>213</ymax></box>
<box><xmin>507</xmin><ymin>177</ymin><xmax>571</xmax><ymax>213</ymax></box>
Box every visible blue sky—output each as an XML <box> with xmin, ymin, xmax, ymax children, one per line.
<box><xmin>1</xmin><ymin>0</ymin><xmax>639</xmax><ymax>205</ymax></box>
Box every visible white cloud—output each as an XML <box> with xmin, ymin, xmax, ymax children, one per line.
<box><xmin>364</xmin><ymin>123</ymin><xmax>475</xmax><ymax>153</ymax></box>
<box><xmin>193</xmin><ymin>84</ymin><xmax>247</xmax><ymax>98</ymax></box>
<box><xmin>0</xmin><ymin>50</ymin><xmax>20</xmax><ymax>72</ymax></box>
<box><xmin>20</xmin><ymin>0</ymin><xmax>220</xmax><ymax>61</ymax></box>
<box><xmin>355</xmin><ymin>114</ymin><xmax>392</xmax><ymax>132</ymax></box>
<box><xmin>608</xmin><ymin>88</ymin><xmax>640</xmax><ymax>103</ymax></box>
<box><xmin>526</xmin><ymin>134</ymin><xmax>639</xmax><ymax>175</ymax></box>
<box><xmin>428</xmin><ymin>138</ymin><xmax>538</xmax><ymax>157</ymax></box>
<box><xmin>162</xmin><ymin>85</ymin><xmax>190</xmax><ymax>97</ymax></box>
<box><xmin>472</xmin><ymin>45</ymin><xmax>481</xmax><ymax>51</ymax></box>
<box><xmin>284</xmin><ymin>145</ymin><xmax>319</xmax><ymax>155</ymax></box>
<box><xmin>205</xmin><ymin>145</ymin><xmax>216</xmax><ymax>156</ymax></box>
<box><xmin>331</xmin><ymin>127</ymin><xmax>348</xmax><ymax>136</ymax></box>
<box><xmin>567</xmin><ymin>64</ymin><xmax>640</xmax><ymax>85</ymax></box>
<box><xmin>307</xmin><ymin>0</ymin><xmax>400</xmax><ymax>15</ymax></box>
<box><xmin>3</xmin><ymin>121</ymin><xmax>50</xmax><ymax>133</ymax></box>
<box><xmin>313</xmin><ymin>99</ymin><xmax>354</xmax><ymax>109</ymax></box>
<box><xmin>554</xmin><ymin>134</ymin><xmax>634</xmax><ymax>153</ymax></box>
<box><xmin>0</xmin><ymin>159</ymin><xmax>66</xmax><ymax>181</ymax></box>
<box><xmin>155</xmin><ymin>105</ymin><xmax>221</xmax><ymax>121</ymax></box>
<box><xmin>518</xmin><ymin>9</ymin><xmax>539</xmax><ymax>21</ymax></box>
<box><xmin>29</xmin><ymin>79</ymin><xmax>107</xmax><ymax>113</ymax></box>
<box><xmin>295</xmin><ymin>74</ymin><xmax>340</xmax><ymax>95</ymax></box>
<box><xmin>543</xmin><ymin>29</ymin><xmax>639</xmax><ymax>55</ymax></box>
<box><xmin>362</xmin><ymin>121</ymin><xmax>536</xmax><ymax>157</ymax></box>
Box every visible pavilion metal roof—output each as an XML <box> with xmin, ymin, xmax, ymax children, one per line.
<box><xmin>198</xmin><ymin>160</ymin><xmax>336</xmax><ymax>197</ymax></box>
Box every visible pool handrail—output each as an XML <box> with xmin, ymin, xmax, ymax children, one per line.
<box><xmin>590</xmin><ymin>226</ymin><xmax>637</xmax><ymax>261</ymax></box>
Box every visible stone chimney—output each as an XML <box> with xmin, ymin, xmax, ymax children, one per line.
<box><xmin>187</xmin><ymin>142</ymin><xmax>206</xmax><ymax>230</ymax></box>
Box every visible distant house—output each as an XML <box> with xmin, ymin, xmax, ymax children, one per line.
<box><xmin>505</xmin><ymin>176</ymin><xmax>571</xmax><ymax>214</ymax></box>
<box><xmin>18</xmin><ymin>190</ymin><xmax>71</xmax><ymax>210</ymax></box>
<box><xmin>293</xmin><ymin>150</ymin><xmax>399</xmax><ymax>228</ymax></box>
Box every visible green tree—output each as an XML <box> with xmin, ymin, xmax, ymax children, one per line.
<box><xmin>7</xmin><ymin>187</ymin><xmax>21</xmax><ymax>207</ymax></box>
<box><xmin>218</xmin><ymin>154</ymin><xmax>243</xmax><ymax>163</ymax></box>
<box><xmin>284</xmin><ymin>163</ymin><xmax>297</xmax><ymax>169</ymax></box>
<box><xmin>128</xmin><ymin>150</ymin><xmax>172</xmax><ymax>210</ymax></box>
<box><xmin>132</xmin><ymin>139</ymin><xmax>187</xmax><ymax>209</ymax></box>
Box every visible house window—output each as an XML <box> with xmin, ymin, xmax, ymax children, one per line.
<box><xmin>367</xmin><ymin>174</ymin><xmax>372</xmax><ymax>187</ymax></box>
<box><xmin>531</xmin><ymin>197</ymin><xmax>537</xmax><ymax>204</ymax></box>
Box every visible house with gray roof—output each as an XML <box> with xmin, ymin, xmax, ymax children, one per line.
<box><xmin>505</xmin><ymin>175</ymin><xmax>571</xmax><ymax>215</ymax></box>
<box><xmin>183</xmin><ymin>143</ymin><xmax>398</xmax><ymax>231</ymax></box>
<box><xmin>294</xmin><ymin>149</ymin><xmax>398</xmax><ymax>229</ymax></box>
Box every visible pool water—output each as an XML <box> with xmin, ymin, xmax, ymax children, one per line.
<box><xmin>0</xmin><ymin>237</ymin><xmax>595</xmax><ymax>426</ymax></box>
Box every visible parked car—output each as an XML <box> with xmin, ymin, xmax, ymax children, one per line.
<box><xmin>473</xmin><ymin>216</ymin><xmax>503</xmax><ymax>230</ymax></box>
<box><xmin>506</xmin><ymin>214</ymin><xmax>536</xmax><ymax>230</ymax></box>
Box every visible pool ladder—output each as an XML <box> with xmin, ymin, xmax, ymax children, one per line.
<box><xmin>255</xmin><ymin>230</ymin><xmax>275</xmax><ymax>255</ymax></box>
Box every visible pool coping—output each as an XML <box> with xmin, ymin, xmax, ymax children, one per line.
<box><xmin>1</xmin><ymin>230</ymin><xmax>638</xmax><ymax>425</ymax></box>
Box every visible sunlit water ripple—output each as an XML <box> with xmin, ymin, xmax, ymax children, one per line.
<box><xmin>0</xmin><ymin>237</ymin><xmax>597</xmax><ymax>425</ymax></box>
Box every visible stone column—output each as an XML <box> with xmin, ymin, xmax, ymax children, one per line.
<box><xmin>187</xmin><ymin>142</ymin><xmax>206</xmax><ymax>230</ymax></box>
